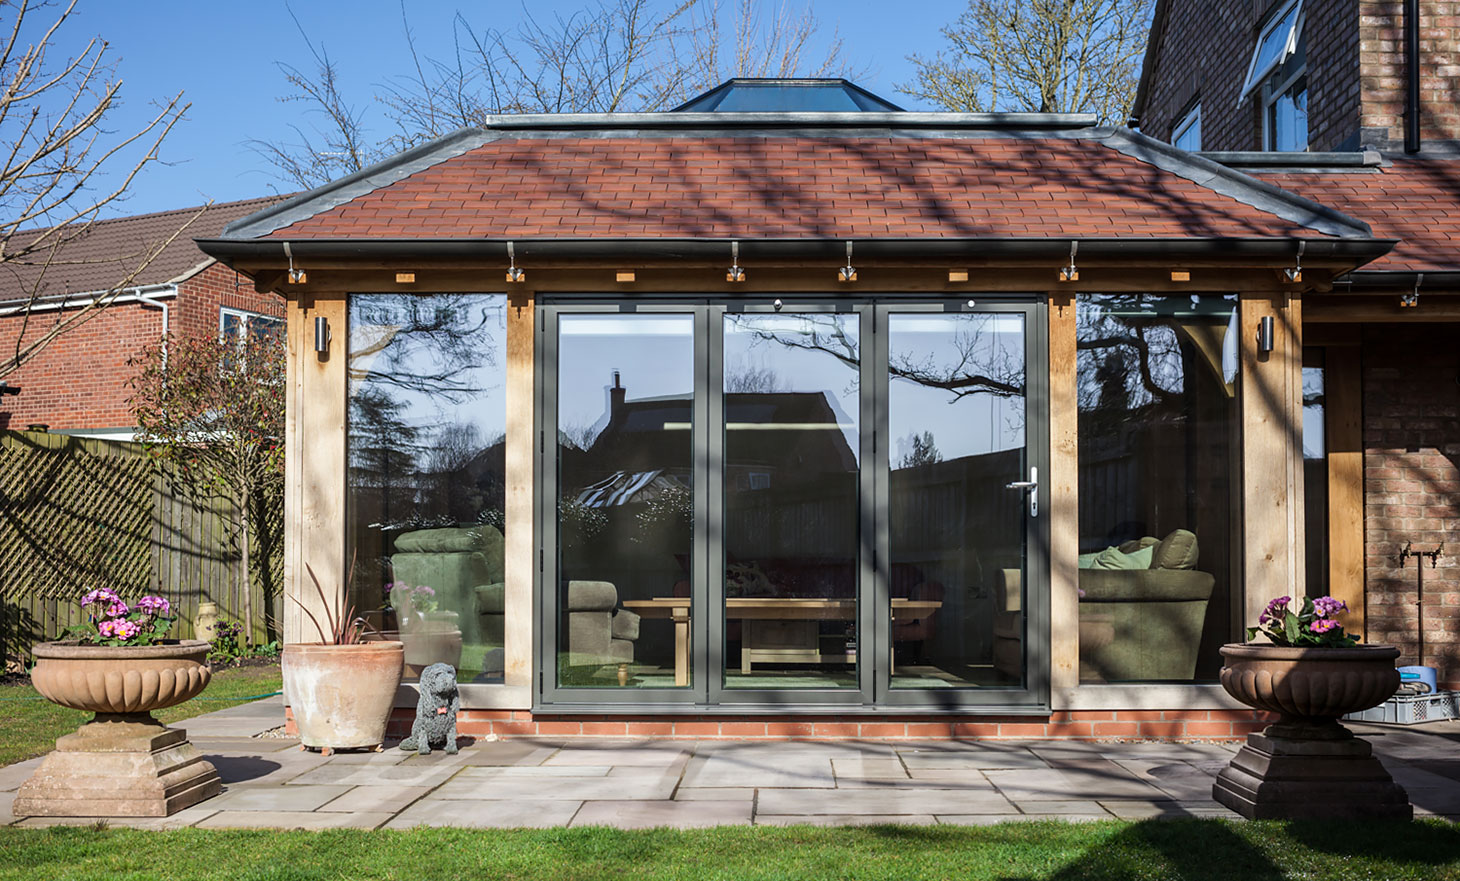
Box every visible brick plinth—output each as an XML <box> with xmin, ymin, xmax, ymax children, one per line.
<box><xmin>284</xmin><ymin>707</ymin><xmax>1273</xmax><ymax>743</ymax></box>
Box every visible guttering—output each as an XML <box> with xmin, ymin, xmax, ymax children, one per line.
<box><xmin>0</xmin><ymin>283</ymin><xmax>178</xmax><ymax>317</ymax></box>
<box><xmin>198</xmin><ymin>236</ymin><xmax>1396</xmax><ymax>270</ymax></box>
<box><xmin>1337</xmin><ymin>270</ymin><xmax>1460</xmax><ymax>291</ymax></box>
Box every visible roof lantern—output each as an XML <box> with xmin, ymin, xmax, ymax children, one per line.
<box><xmin>672</xmin><ymin>78</ymin><xmax>905</xmax><ymax>113</ymax></box>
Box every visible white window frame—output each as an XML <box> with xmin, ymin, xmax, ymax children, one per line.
<box><xmin>1240</xmin><ymin>0</ymin><xmax>1303</xmax><ymax>99</ymax></box>
<box><xmin>219</xmin><ymin>306</ymin><xmax>283</xmax><ymax>343</ymax></box>
<box><xmin>1172</xmin><ymin>103</ymin><xmax>1201</xmax><ymax>151</ymax></box>
<box><xmin>1262</xmin><ymin>64</ymin><xmax>1308</xmax><ymax>151</ymax></box>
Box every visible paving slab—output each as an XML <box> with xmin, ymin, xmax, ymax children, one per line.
<box><xmin>1013</xmin><ymin>800</ymin><xmax>1111</xmax><ymax>815</ymax></box>
<box><xmin>455</xmin><ymin>765</ymin><xmax>612</xmax><ymax>778</ymax></box>
<box><xmin>317</xmin><ymin>784</ymin><xmax>432</xmax><ymax>814</ymax></box>
<box><xmin>672</xmin><ymin>787</ymin><xmax>757</xmax><ymax>801</ymax></box>
<box><xmin>680</xmin><ymin>750</ymin><xmax>836</xmax><ymax>789</ymax></box>
<box><xmin>983</xmin><ymin>769</ymin><xmax>1082</xmax><ymax>801</ymax></box>
<box><xmin>193</xmin><ymin>737</ymin><xmax>301</xmax><ymax>754</ymax></box>
<box><xmin>904</xmin><ymin>769</ymin><xmax>994</xmax><ymax>787</ymax></box>
<box><xmin>386</xmin><ymin>798</ymin><xmax>582</xmax><ymax>828</ymax></box>
<box><xmin>1036</xmin><ymin>758</ymin><xmax>1171</xmax><ymax>799</ymax></box>
<box><xmin>196</xmin><ymin>810</ymin><xmax>392</xmax><ymax>830</ymax></box>
<box><xmin>939</xmin><ymin>813</ymin><xmax>1109</xmax><ymax>825</ymax></box>
<box><xmin>757</xmin><ymin>787</ymin><xmax>1016</xmax><ymax>816</ymax></box>
<box><xmin>286</xmin><ymin>760</ymin><xmax>464</xmax><ymax>788</ymax></box>
<box><xmin>0</xmin><ymin>758</ymin><xmax>44</xmax><ymax>793</ymax></box>
<box><xmin>572</xmin><ymin>800</ymin><xmax>752</xmax><ymax>828</ymax></box>
<box><xmin>0</xmin><ymin>791</ymin><xmax>14</xmax><ymax>825</ymax></box>
<box><xmin>547</xmin><ymin>746</ymin><xmax>693</xmax><ymax>767</ymax></box>
<box><xmin>898</xmin><ymin>747</ymin><xmax>1049</xmax><ymax>770</ymax></box>
<box><xmin>758</xmin><ymin>813</ymin><xmax>940</xmax><ymax>826</ymax></box>
<box><xmin>832</xmin><ymin>759</ymin><xmax>907</xmax><ymax>780</ymax></box>
<box><xmin>1110</xmin><ymin>759</ymin><xmax>1223</xmax><ymax>802</ymax></box>
<box><xmin>453</xmin><ymin>744</ymin><xmax>560</xmax><ymax>767</ymax></box>
<box><xmin>1099</xmin><ymin>800</ymin><xmax>1232</xmax><ymax>820</ymax></box>
<box><xmin>208</xmin><ymin>751</ymin><xmax>329</xmax><ymax>786</ymax></box>
<box><xmin>179</xmin><ymin>696</ymin><xmax>285</xmax><ymax>738</ymax></box>
<box><xmin>207</xmin><ymin>784</ymin><xmax>354</xmax><ymax>812</ymax></box>
<box><xmin>432</xmin><ymin>771</ymin><xmax>677</xmax><ymax>801</ymax></box>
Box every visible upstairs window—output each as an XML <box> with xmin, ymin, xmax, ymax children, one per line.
<box><xmin>1241</xmin><ymin>0</ymin><xmax>1303</xmax><ymax>98</ymax></box>
<box><xmin>1242</xmin><ymin>0</ymin><xmax>1308</xmax><ymax>151</ymax></box>
<box><xmin>1173</xmin><ymin>104</ymin><xmax>1202</xmax><ymax>151</ymax></box>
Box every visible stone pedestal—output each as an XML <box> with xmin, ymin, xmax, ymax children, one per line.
<box><xmin>14</xmin><ymin>715</ymin><xmax>222</xmax><ymax>818</ymax></box>
<box><xmin>1213</xmin><ymin>724</ymin><xmax>1412</xmax><ymax>820</ymax></box>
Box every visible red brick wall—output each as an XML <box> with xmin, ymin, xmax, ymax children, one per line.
<box><xmin>284</xmin><ymin>707</ymin><xmax>1275</xmax><ymax>743</ymax></box>
<box><xmin>1139</xmin><ymin>0</ymin><xmax>1362</xmax><ymax>152</ymax></box>
<box><xmin>0</xmin><ymin>262</ymin><xmax>281</xmax><ymax>432</ymax></box>
<box><xmin>1360</xmin><ymin>1</ymin><xmax>1460</xmax><ymax>148</ymax></box>
<box><xmin>1362</xmin><ymin>323</ymin><xmax>1460</xmax><ymax>686</ymax></box>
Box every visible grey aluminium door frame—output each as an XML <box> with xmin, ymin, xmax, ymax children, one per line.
<box><xmin>535</xmin><ymin>295</ymin><xmax>1050</xmax><ymax>714</ymax></box>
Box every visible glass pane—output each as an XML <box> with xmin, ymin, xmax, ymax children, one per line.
<box><xmin>888</xmin><ymin>313</ymin><xmax>1026</xmax><ymax>689</ymax></box>
<box><xmin>722</xmin><ymin>313</ymin><xmax>860</xmax><ymax>689</ymax></box>
<box><xmin>1244</xmin><ymin>1</ymin><xmax>1302</xmax><ymax>92</ymax></box>
<box><xmin>1270</xmin><ymin>78</ymin><xmax>1309</xmax><ymax>152</ymax></box>
<box><xmin>1303</xmin><ymin>361</ymin><xmax>1328</xmax><ymax>598</ymax></box>
<box><xmin>346</xmin><ymin>294</ymin><xmax>507</xmax><ymax>685</ymax></box>
<box><xmin>1076</xmin><ymin>295</ymin><xmax>1237</xmax><ymax>682</ymax></box>
<box><xmin>1173</xmin><ymin>109</ymin><xmax>1201</xmax><ymax>151</ymax></box>
<box><xmin>555</xmin><ymin>314</ymin><xmax>695</xmax><ymax>688</ymax></box>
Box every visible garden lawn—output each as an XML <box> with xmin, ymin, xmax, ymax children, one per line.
<box><xmin>0</xmin><ymin>663</ymin><xmax>281</xmax><ymax>767</ymax></box>
<box><xmin>2</xmin><ymin>820</ymin><xmax>1460</xmax><ymax>880</ymax></box>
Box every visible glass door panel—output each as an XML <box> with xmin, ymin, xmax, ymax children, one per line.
<box><xmin>554</xmin><ymin>313</ymin><xmax>696</xmax><ymax>689</ymax></box>
<box><xmin>886</xmin><ymin>311</ymin><xmax>1029</xmax><ymax>690</ymax></box>
<box><xmin>721</xmin><ymin>312</ymin><xmax>862</xmax><ymax>690</ymax></box>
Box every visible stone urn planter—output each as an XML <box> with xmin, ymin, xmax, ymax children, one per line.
<box><xmin>1213</xmin><ymin>642</ymin><xmax>1411</xmax><ymax>819</ymax></box>
<box><xmin>14</xmin><ymin>640</ymin><xmax>223</xmax><ymax>818</ymax></box>
<box><xmin>282</xmin><ymin>641</ymin><xmax>404</xmax><ymax>754</ymax></box>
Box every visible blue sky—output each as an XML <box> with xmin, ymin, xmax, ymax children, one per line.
<box><xmin>64</xmin><ymin>0</ymin><xmax>969</xmax><ymax>217</ymax></box>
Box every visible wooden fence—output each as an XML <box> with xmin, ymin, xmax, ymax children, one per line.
<box><xmin>0</xmin><ymin>429</ymin><xmax>281</xmax><ymax>662</ymax></box>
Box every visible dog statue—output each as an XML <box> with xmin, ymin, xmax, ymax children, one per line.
<box><xmin>399</xmin><ymin>663</ymin><xmax>459</xmax><ymax>755</ymax></box>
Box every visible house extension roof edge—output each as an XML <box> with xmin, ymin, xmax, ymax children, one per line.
<box><xmin>1099</xmin><ymin>128</ymin><xmax>1376</xmax><ymax>239</ymax></box>
<box><xmin>1200</xmin><ymin>150</ymin><xmax>1384</xmax><ymax>170</ymax></box>
<box><xmin>197</xmin><ymin>235</ymin><xmax>1396</xmax><ymax>268</ymax></box>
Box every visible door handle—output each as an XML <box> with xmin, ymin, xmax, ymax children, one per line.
<box><xmin>1005</xmin><ymin>466</ymin><xmax>1038</xmax><ymax>518</ymax></box>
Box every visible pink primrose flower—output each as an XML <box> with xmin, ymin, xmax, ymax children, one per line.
<box><xmin>138</xmin><ymin>596</ymin><xmax>171</xmax><ymax>615</ymax></box>
<box><xmin>1313</xmin><ymin>596</ymin><xmax>1348</xmax><ymax>618</ymax></box>
<box><xmin>1309</xmin><ymin>618</ymin><xmax>1339</xmax><ymax>634</ymax></box>
<box><xmin>112</xmin><ymin>620</ymin><xmax>140</xmax><ymax>640</ymax></box>
<box><xmin>104</xmin><ymin>601</ymin><xmax>130</xmax><ymax>618</ymax></box>
<box><xmin>81</xmin><ymin>588</ymin><xmax>120</xmax><ymax>607</ymax></box>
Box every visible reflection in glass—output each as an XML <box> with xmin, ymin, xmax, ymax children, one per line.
<box><xmin>1075</xmin><ymin>294</ymin><xmax>1235</xmax><ymax>682</ymax></box>
<box><xmin>555</xmin><ymin>314</ymin><xmax>695</xmax><ymax>688</ymax></box>
<box><xmin>346</xmin><ymin>294</ymin><xmax>507</xmax><ymax>684</ymax></box>
<box><xmin>888</xmin><ymin>314</ymin><xmax>1026</xmax><ymax>689</ymax></box>
<box><xmin>1302</xmin><ymin>360</ymin><xmax>1327</xmax><ymax>598</ymax></box>
<box><xmin>722</xmin><ymin>313</ymin><xmax>860</xmax><ymax>689</ymax></box>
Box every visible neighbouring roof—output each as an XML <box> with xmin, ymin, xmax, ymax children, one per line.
<box><xmin>211</xmin><ymin>122</ymin><xmax>1373</xmax><ymax>247</ymax></box>
<box><xmin>1248</xmin><ymin>157</ymin><xmax>1460</xmax><ymax>276</ymax></box>
<box><xmin>1</xmin><ymin>195</ymin><xmax>292</xmax><ymax>302</ymax></box>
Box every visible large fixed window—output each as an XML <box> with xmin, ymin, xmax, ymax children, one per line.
<box><xmin>1075</xmin><ymin>295</ymin><xmax>1238</xmax><ymax>683</ymax></box>
<box><xmin>539</xmin><ymin>299</ymin><xmax>1047</xmax><ymax>710</ymax></box>
<box><xmin>346</xmin><ymin>294</ymin><xmax>508</xmax><ymax>685</ymax></box>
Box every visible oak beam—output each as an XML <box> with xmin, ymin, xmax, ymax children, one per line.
<box><xmin>1048</xmin><ymin>292</ymin><xmax>1080</xmax><ymax>700</ymax></box>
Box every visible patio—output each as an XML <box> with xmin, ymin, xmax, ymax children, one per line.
<box><xmin>3</xmin><ymin>698</ymin><xmax>1458</xmax><ymax>829</ymax></box>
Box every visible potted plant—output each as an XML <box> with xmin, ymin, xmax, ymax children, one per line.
<box><xmin>14</xmin><ymin>589</ymin><xmax>222</xmax><ymax>818</ymax></box>
<box><xmin>391</xmin><ymin>582</ymin><xmax>463</xmax><ymax>676</ymax></box>
<box><xmin>1212</xmin><ymin>594</ymin><xmax>1410</xmax><ymax>819</ymax></box>
<box><xmin>281</xmin><ymin>566</ymin><xmax>404</xmax><ymax>754</ymax></box>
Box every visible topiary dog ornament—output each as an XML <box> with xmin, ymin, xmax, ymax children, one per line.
<box><xmin>399</xmin><ymin>662</ymin><xmax>460</xmax><ymax>755</ymax></box>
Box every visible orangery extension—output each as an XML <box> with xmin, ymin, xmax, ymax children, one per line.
<box><xmin>199</xmin><ymin>79</ymin><xmax>1404</xmax><ymax>741</ymax></box>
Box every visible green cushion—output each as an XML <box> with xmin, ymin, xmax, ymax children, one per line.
<box><xmin>1077</xmin><ymin>552</ymin><xmax>1100</xmax><ymax>569</ymax></box>
<box><xmin>1088</xmin><ymin>544</ymin><xmax>1154</xmax><ymax>570</ymax></box>
<box><xmin>394</xmin><ymin>527</ymin><xmax>482</xmax><ymax>553</ymax></box>
<box><xmin>1151</xmin><ymin>529</ymin><xmax>1199</xmax><ymax>570</ymax></box>
<box><xmin>475</xmin><ymin>583</ymin><xmax>505</xmax><ymax>614</ymax></box>
<box><xmin>1117</xmin><ymin>537</ymin><xmax>1160</xmax><ymax>554</ymax></box>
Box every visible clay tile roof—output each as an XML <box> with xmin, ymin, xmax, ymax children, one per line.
<box><xmin>249</xmin><ymin>133</ymin><xmax>1362</xmax><ymax>242</ymax></box>
<box><xmin>1254</xmin><ymin>159</ymin><xmax>1460</xmax><ymax>274</ymax></box>
<box><xmin>0</xmin><ymin>195</ymin><xmax>293</xmax><ymax>302</ymax></box>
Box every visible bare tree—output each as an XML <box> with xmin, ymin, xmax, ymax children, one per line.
<box><xmin>254</xmin><ymin>0</ymin><xmax>859</xmax><ymax>189</ymax></box>
<box><xmin>0</xmin><ymin>0</ymin><xmax>191</xmax><ymax>380</ymax></box>
<box><xmin>900</xmin><ymin>0</ymin><xmax>1151</xmax><ymax>124</ymax></box>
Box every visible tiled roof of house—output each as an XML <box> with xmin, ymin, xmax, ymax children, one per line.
<box><xmin>1</xmin><ymin>195</ymin><xmax>292</xmax><ymax>302</ymax></box>
<box><xmin>1253</xmin><ymin>159</ymin><xmax>1460</xmax><ymax>274</ymax></box>
<box><xmin>234</xmin><ymin>127</ymin><xmax>1370</xmax><ymax>243</ymax></box>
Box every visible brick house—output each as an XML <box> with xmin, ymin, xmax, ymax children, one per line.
<box><xmin>1134</xmin><ymin>4</ymin><xmax>1460</xmax><ymax>686</ymax></box>
<box><xmin>0</xmin><ymin>196</ymin><xmax>289</xmax><ymax>437</ymax></box>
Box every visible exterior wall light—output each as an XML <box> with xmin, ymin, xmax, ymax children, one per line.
<box><xmin>1257</xmin><ymin>315</ymin><xmax>1275</xmax><ymax>354</ymax></box>
<box><xmin>838</xmin><ymin>241</ymin><xmax>857</xmax><ymax>282</ymax></box>
<box><xmin>1059</xmin><ymin>241</ymin><xmax>1079</xmax><ymax>282</ymax></box>
<box><xmin>726</xmin><ymin>241</ymin><xmax>745</xmax><ymax>282</ymax></box>
<box><xmin>505</xmin><ymin>241</ymin><xmax>525</xmax><ymax>283</ymax></box>
<box><xmin>314</xmin><ymin>316</ymin><xmax>331</xmax><ymax>354</ymax></box>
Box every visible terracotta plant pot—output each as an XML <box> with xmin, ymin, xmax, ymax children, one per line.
<box><xmin>401</xmin><ymin>611</ymin><xmax>463</xmax><ymax>676</ymax></box>
<box><xmin>30</xmin><ymin>640</ymin><xmax>212</xmax><ymax>715</ymax></box>
<box><xmin>281</xmin><ymin>641</ymin><xmax>404</xmax><ymax>751</ymax></box>
<box><xmin>1219</xmin><ymin>642</ymin><xmax>1400</xmax><ymax>729</ymax></box>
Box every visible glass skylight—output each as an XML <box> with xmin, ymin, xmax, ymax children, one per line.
<box><xmin>673</xmin><ymin>78</ymin><xmax>904</xmax><ymax>113</ymax></box>
<box><xmin>1242</xmin><ymin>0</ymin><xmax>1303</xmax><ymax>98</ymax></box>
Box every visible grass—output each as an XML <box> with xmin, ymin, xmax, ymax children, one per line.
<box><xmin>0</xmin><ymin>663</ymin><xmax>282</xmax><ymax>767</ymax></box>
<box><xmin>1</xmin><ymin>820</ymin><xmax>1459</xmax><ymax>880</ymax></box>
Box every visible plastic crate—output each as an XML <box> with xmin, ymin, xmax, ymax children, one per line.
<box><xmin>1345</xmin><ymin>691</ymin><xmax>1460</xmax><ymax>725</ymax></box>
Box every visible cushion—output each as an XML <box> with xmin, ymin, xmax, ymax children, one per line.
<box><xmin>474</xmin><ymin>583</ymin><xmax>505</xmax><ymax>614</ymax></box>
<box><xmin>1077</xmin><ymin>552</ymin><xmax>1099</xmax><ymax>569</ymax></box>
<box><xmin>1151</xmin><ymin>529</ymin><xmax>1199</xmax><ymax>570</ymax></box>
<box><xmin>1117</xmin><ymin>537</ymin><xmax>1160</xmax><ymax>554</ymax></box>
<box><xmin>566</xmin><ymin>580</ymin><xmax>619</xmax><ymax>611</ymax></box>
<box><xmin>394</xmin><ymin>527</ymin><xmax>482</xmax><ymax>554</ymax></box>
<box><xmin>1088</xmin><ymin>544</ymin><xmax>1154</xmax><ymax>570</ymax></box>
<box><xmin>611</xmin><ymin>609</ymin><xmax>641</xmax><ymax>641</ymax></box>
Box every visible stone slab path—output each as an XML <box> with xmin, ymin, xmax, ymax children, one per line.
<box><xmin>3</xmin><ymin>705</ymin><xmax>1458</xmax><ymax>830</ymax></box>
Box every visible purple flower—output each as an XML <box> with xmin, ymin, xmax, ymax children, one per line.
<box><xmin>1313</xmin><ymin>596</ymin><xmax>1348</xmax><ymax>618</ymax></box>
<box><xmin>98</xmin><ymin>619</ymin><xmax>138</xmax><ymax>639</ymax></box>
<box><xmin>413</xmin><ymin>586</ymin><xmax>436</xmax><ymax>599</ymax></box>
<box><xmin>81</xmin><ymin>588</ymin><xmax>120</xmax><ymax>607</ymax></box>
<box><xmin>137</xmin><ymin>596</ymin><xmax>171</xmax><ymax>615</ymax></box>
<box><xmin>1309</xmin><ymin>618</ymin><xmax>1340</xmax><ymax>634</ymax></box>
<box><xmin>103</xmin><ymin>601</ymin><xmax>130</xmax><ymax>618</ymax></box>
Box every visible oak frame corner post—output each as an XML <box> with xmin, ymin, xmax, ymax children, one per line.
<box><xmin>504</xmin><ymin>289</ymin><xmax>536</xmax><ymax>688</ymax></box>
<box><xmin>1238</xmin><ymin>292</ymin><xmax>1306</xmax><ymax>627</ymax></box>
<box><xmin>1048</xmin><ymin>292</ymin><xmax>1080</xmax><ymax>701</ymax></box>
<box><xmin>284</xmin><ymin>293</ymin><xmax>347</xmax><ymax>646</ymax></box>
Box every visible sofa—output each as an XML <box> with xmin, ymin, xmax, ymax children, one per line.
<box><xmin>564</xmin><ymin>580</ymin><xmax>640</xmax><ymax>685</ymax></box>
<box><xmin>1077</xmin><ymin>529</ymin><xmax>1215</xmax><ymax>681</ymax></box>
<box><xmin>389</xmin><ymin>526</ymin><xmax>505</xmax><ymax>672</ymax></box>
